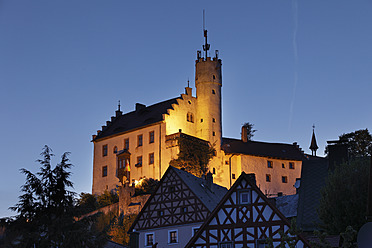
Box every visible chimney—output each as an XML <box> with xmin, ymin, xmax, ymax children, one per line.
<box><xmin>135</xmin><ymin>103</ymin><xmax>146</xmax><ymax>111</ymax></box>
<box><xmin>241</xmin><ymin>126</ymin><xmax>248</xmax><ymax>142</ymax></box>
<box><xmin>205</xmin><ymin>171</ymin><xmax>213</xmax><ymax>191</ymax></box>
<box><xmin>246</xmin><ymin>173</ymin><xmax>256</xmax><ymax>185</ymax></box>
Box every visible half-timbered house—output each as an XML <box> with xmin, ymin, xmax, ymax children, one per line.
<box><xmin>185</xmin><ymin>172</ymin><xmax>311</xmax><ymax>248</ymax></box>
<box><xmin>128</xmin><ymin>166</ymin><xmax>228</xmax><ymax>248</ymax></box>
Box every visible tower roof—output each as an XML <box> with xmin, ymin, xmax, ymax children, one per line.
<box><xmin>309</xmin><ymin>129</ymin><xmax>319</xmax><ymax>151</ymax></box>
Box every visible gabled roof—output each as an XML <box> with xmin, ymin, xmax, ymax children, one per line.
<box><xmin>222</xmin><ymin>137</ymin><xmax>306</xmax><ymax>161</ymax></box>
<box><xmin>128</xmin><ymin>166</ymin><xmax>227</xmax><ymax>232</ymax></box>
<box><xmin>172</xmin><ymin>166</ymin><xmax>228</xmax><ymax>211</ymax></box>
<box><xmin>186</xmin><ymin>172</ymin><xmax>311</xmax><ymax>248</ymax></box>
<box><xmin>93</xmin><ymin>97</ymin><xmax>180</xmax><ymax>141</ymax></box>
<box><xmin>297</xmin><ymin>157</ymin><xmax>329</xmax><ymax>232</ymax></box>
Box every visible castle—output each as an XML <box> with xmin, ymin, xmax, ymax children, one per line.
<box><xmin>92</xmin><ymin>29</ymin><xmax>306</xmax><ymax>197</ymax></box>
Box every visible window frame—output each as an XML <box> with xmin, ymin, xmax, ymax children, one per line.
<box><xmin>149</xmin><ymin>153</ymin><xmax>154</xmax><ymax>165</ymax></box>
<box><xmin>102</xmin><ymin>144</ymin><xmax>108</xmax><ymax>157</ymax></box>
<box><xmin>168</xmin><ymin>230</ymin><xmax>178</xmax><ymax>244</ymax></box>
<box><xmin>282</xmin><ymin>176</ymin><xmax>288</xmax><ymax>183</ymax></box>
<box><xmin>267</xmin><ymin>160</ymin><xmax>273</xmax><ymax>168</ymax></box>
<box><xmin>137</xmin><ymin>135</ymin><xmax>143</xmax><ymax>147</ymax></box>
<box><xmin>266</xmin><ymin>174</ymin><xmax>271</xmax><ymax>182</ymax></box>
<box><xmin>145</xmin><ymin>232</ymin><xmax>154</xmax><ymax>247</ymax></box>
<box><xmin>102</xmin><ymin>166</ymin><xmax>108</xmax><ymax>177</ymax></box>
<box><xmin>289</xmin><ymin>162</ymin><xmax>295</xmax><ymax>169</ymax></box>
<box><xmin>149</xmin><ymin>131</ymin><xmax>155</xmax><ymax>144</ymax></box>
<box><xmin>124</xmin><ymin>138</ymin><xmax>129</xmax><ymax>150</ymax></box>
<box><xmin>238</xmin><ymin>189</ymin><xmax>251</xmax><ymax>205</ymax></box>
<box><xmin>136</xmin><ymin>156</ymin><xmax>142</xmax><ymax>167</ymax></box>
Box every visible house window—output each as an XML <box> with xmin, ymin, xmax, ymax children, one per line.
<box><xmin>169</xmin><ymin>186</ymin><xmax>175</xmax><ymax>192</ymax></box>
<box><xmin>218</xmin><ymin>241</ymin><xmax>233</xmax><ymax>248</ymax></box>
<box><xmin>113</xmin><ymin>146</ymin><xmax>118</xmax><ymax>154</ymax></box>
<box><xmin>158</xmin><ymin>210</ymin><xmax>164</xmax><ymax>217</ymax></box>
<box><xmin>102</xmin><ymin>166</ymin><xmax>107</xmax><ymax>177</ymax></box>
<box><xmin>266</xmin><ymin>174</ymin><xmax>271</xmax><ymax>182</ymax></box>
<box><xmin>212</xmin><ymin>89</ymin><xmax>216</xmax><ymax>94</ymax></box>
<box><xmin>149</xmin><ymin>131</ymin><xmax>154</xmax><ymax>144</ymax></box>
<box><xmin>232</xmin><ymin>173</ymin><xmax>236</xmax><ymax>179</ymax></box>
<box><xmin>145</xmin><ymin>233</ymin><xmax>154</xmax><ymax>246</ymax></box>
<box><xmin>149</xmin><ymin>153</ymin><xmax>154</xmax><ymax>165</ymax></box>
<box><xmin>282</xmin><ymin>163</ymin><xmax>285</xmax><ymax>168</ymax></box>
<box><xmin>124</xmin><ymin>138</ymin><xmax>129</xmax><ymax>150</ymax></box>
<box><xmin>137</xmin><ymin>135</ymin><xmax>143</xmax><ymax>147</ymax></box>
<box><xmin>181</xmin><ymin>206</ymin><xmax>188</xmax><ymax>213</ymax></box>
<box><xmin>238</xmin><ymin>190</ymin><xmax>251</xmax><ymax>205</ymax></box>
<box><xmin>168</xmin><ymin>230</ymin><xmax>178</xmax><ymax>244</ymax></box>
<box><xmin>289</xmin><ymin>162</ymin><xmax>295</xmax><ymax>169</ymax></box>
<box><xmin>257</xmin><ymin>239</ymin><xmax>269</xmax><ymax>248</ymax></box>
<box><xmin>136</xmin><ymin>156</ymin><xmax>142</xmax><ymax>167</ymax></box>
<box><xmin>282</xmin><ymin>176</ymin><xmax>288</xmax><ymax>183</ymax></box>
<box><xmin>267</xmin><ymin>160</ymin><xmax>273</xmax><ymax>168</ymax></box>
<box><xmin>102</xmin><ymin>145</ymin><xmax>108</xmax><ymax>157</ymax></box>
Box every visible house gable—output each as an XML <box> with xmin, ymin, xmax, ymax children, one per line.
<box><xmin>186</xmin><ymin>172</ymin><xmax>311</xmax><ymax>248</ymax></box>
<box><xmin>129</xmin><ymin>166</ymin><xmax>220</xmax><ymax>232</ymax></box>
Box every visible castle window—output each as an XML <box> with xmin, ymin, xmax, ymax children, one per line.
<box><xmin>102</xmin><ymin>166</ymin><xmax>107</xmax><ymax>177</ymax></box>
<box><xmin>149</xmin><ymin>131</ymin><xmax>154</xmax><ymax>144</ymax></box>
<box><xmin>168</xmin><ymin>230</ymin><xmax>178</xmax><ymax>244</ymax></box>
<box><xmin>213</xmin><ymin>131</ymin><xmax>215</xmax><ymax>136</ymax></box>
<box><xmin>267</xmin><ymin>161</ymin><xmax>273</xmax><ymax>168</ymax></box>
<box><xmin>188</xmin><ymin>100</ymin><xmax>192</xmax><ymax>104</ymax></box>
<box><xmin>212</xmin><ymin>89</ymin><xmax>216</xmax><ymax>94</ymax></box>
<box><xmin>225</xmin><ymin>160</ymin><xmax>229</xmax><ymax>165</ymax></box>
<box><xmin>136</xmin><ymin>156</ymin><xmax>142</xmax><ymax>167</ymax></box>
<box><xmin>282</xmin><ymin>163</ymin><xmax>285</xmax><ymax>168</ymax></box>
<box><xmin>124</xmin><ymin>138</ymin><xmax>129</xmax><ymax>150</ymax></box>
<box><xmin>187</xmin><ymin>113</ymin><xmax>194</xmax><ymax>123</ymax></box>
<box><xmin>212</xmin><ymin>118</ymin><xmax>216</xmax><ymax>122</ymax></box>
<box><xmin>145</xmin><ymin>233</ymin><xmax>154</xmax><ymax>246</ymax></box>
<box><xmin>289</xmin><ymin>162</ymin><xmax>295</xmax><ymax>169</ymax></box>
<box><xmin>149</xmin><ymin>153</ymin><xmax>154</xmax><ymax>165</ymax></box>
<box><xmin>266</xmin><ymin>174</ymin><xmax>271</xmax><ymax>182</ymax></box>
<box><xmin>232</xmin><ymin>173</ymin><xmax>236</xmax><ymax>179</ymax></box>
<box><xmin>213</xmin><ymin>75</ymin><xmax>216</xmax><ymax>80</ymax></box>
<box><xmin>137</xmin><ymin>135</ymin><xmax>143</xmax><ymax>147</ymax></box>
<box><xmin>113</xmin><ymin>146</ymin><xmax>118</xmax><ymax>154</ymax></box>
<box><xmin>282</xmin><ymin>176</ymin><xmax>288</xmax><ymax>183</ymax></box>
<box><xmin>102</xmin><ymin>145</ymin><xmax>108</xmax><ymax>157</ymax></box>
<box><xmin>213</xmin><ymin>168</ymin><xmax>216</xmax><ymax>174</ymax></box>
<box><xmin>201</xmin><ymin>119</ymin><xmax>203</xmax><ymax>122</ymax></box>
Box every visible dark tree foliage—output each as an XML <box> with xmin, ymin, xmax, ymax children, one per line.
<box><xmin>318</xmin><ymin>157</ymin><xmax>369</xmax><ymax>235</ymax></box>
<box><xmin>242</xmin><ymin>122</ymin><xmax>256</xmax><ymax>141</ymax></box>
<box><xmin>169</xmin><ymin>135</ymin><xmax>215</xmax><ymax>177</ymax></box>
<box><xmin>339</xmin><ymin>129</ymin><xmax>372</xmax><ymax>157</ymax></box>
<box><xmin>135</xmin><ymin>178</ymin><xmax>159</xmax><ymax>196</ymax></box>
<box><xmin>6</xmin><ymin>146</ymin><xmax>107</xmax><ymax>248</ymax></box>
<box><xmin>77</xmin><ymin>192</ymin><xmax>99</xmax><ymax>215</ymax></box>
<box><xmin>96</xmin><ymin>190</ymin><xmax>119</xmax><ymax>209</ymax></box>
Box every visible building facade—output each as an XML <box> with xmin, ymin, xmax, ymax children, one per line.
<box><xmin>92</xmin><ymin>30</ymin><xmax>304</xmax><ymax>196</ymax></box>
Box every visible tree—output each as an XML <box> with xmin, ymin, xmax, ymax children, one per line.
<box><xmin>318</xmin><ymin>157</ymin><xmax>369</xmax><ymax>235</ymax></box>
<box><xmin>169</xmin><ymin>135</ymin><xmax>215</xmax><ymax>177</ymax></box>
<box><xmin>96</xmin><ymin>190</ymin><xmax>119</xmax><ymax>208</ymax></box>
<box><xmin>242</xmin><ymin>122</ymin><xmax>256</xmax><ymax>141</ymax></box>
<box><xmin>135</xmin><ymin>178</ymin><xmax>159</xmax><ymax>196</ymax></box>
<box><xmin>6</xmin><ymin>146</ymin><xmax>107</xmax><ymax>248</ymax></box>
<box><xmin>339</xmin><ymin>129</ymin><xmax>372</xmax><ymax>157</ymax></box>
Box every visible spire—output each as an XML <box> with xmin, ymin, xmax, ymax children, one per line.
<box><xmin>309</xmin><ymin>124</ymin><xmax>319</xmax><ymax>156</ymax></box>
<box><xmin>115</xmin><ymin>100</ymin><xmax>122</xmax><ymax>117</ymax></box>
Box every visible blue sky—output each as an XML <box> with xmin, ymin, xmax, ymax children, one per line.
<box><xmin>1</xmin><ymin>0</ymin><xmax>371</xmax><ymax>218</ymax></box>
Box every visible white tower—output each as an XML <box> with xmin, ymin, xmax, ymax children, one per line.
<box><xmin>195</xmin><ymin>29</ymin><xmax>222</xmax><ymax>148</ymax></box>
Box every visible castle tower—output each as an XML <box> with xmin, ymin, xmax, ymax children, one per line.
<box><xmin>195</xmin><ymin>28</ymin><xmax>222</xmax><ymax>148</ymax></box>
<box><xmin>309</xmin><ymin>125</ymin><xmax>319</xmax><ymax>156</ymax></box>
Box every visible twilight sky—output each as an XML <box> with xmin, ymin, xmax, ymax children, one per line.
<box><xmin>1</xmin><ymin>0</ymin><xmax>372</xmax><ymax>218</ymax></box>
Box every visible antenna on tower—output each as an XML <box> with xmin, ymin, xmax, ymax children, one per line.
<box><xmin>118</xmin><ymin>100</ymin><xmax>121</xmax><ymax>111</ymax></box>
<box><xmin>202</xmin><ymin>9</ymin><xmax>210</xmax><ymax>59</ymax></box>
